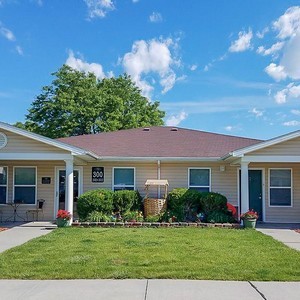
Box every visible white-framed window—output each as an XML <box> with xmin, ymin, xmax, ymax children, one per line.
<box><xmin>113</xmin><ymin>167</ymin><xmax>135</xmax><ymax>191</ymax></box>
<box><xmin>0</xmin><ymin>166</ymin><xmax>8</xmax><ymax>204</ymax></box>
<box><xmin>188</xmin><ymin>168</ymin><xmax>211</xmax><ymax>192</ymax></box>
<box><xmin>13</xmin><ymin>167</ymin><xmax>37</xmax><ymax>204</ymax></box>
<box><xmin>269</xmin><ymin>168</ymin><xmax>292</xmax><ymax>207</ymax></box>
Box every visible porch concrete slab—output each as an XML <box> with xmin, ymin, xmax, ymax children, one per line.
<box><xmin>253</xmin><ymin>281</ymin><xmax>300</xmax><ymax>300</ymax></box>
<box><xmin>256</xmin><ymin>228</ymin><xmax>300</xmax><ymax>251</ymax></box>
<box><xmin>0</xmin><ymin>280</ymin><xmax>147</xmax><ymax>300</ymax></box>
<box><xmin>146</xmin><ymin>280</ymin><xmax>260</xmax><ymax>300</ymax></box>
<box><xmin>0</xmin><ymin>225</ymin><xmax>53</xmax><ymax>253</ymax></box>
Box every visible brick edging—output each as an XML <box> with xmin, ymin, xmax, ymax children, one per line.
<box><xmin>72</xmin><ymin>221</ymin><xmax>241</xmax><ymax>229</ymax></box>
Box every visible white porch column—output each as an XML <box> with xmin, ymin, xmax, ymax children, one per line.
<box><xmin>65</xmin><ymin>158</ymin><xmax>74</xmax><ymax>223</ymax></box>
<box><xmin>240</xmin><ymin>162</ymin><xmax>249</xmax><ymax>215</ymax></box>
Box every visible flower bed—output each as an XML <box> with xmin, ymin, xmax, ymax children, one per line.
<box><xmin>72</xmin><ymin>221</ymin><xmax>241</xmax><ymax>229</ymax></box>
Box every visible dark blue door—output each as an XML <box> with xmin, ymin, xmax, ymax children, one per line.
<box><xmin>239</xmin><ymin>170</ymin><xmax>263</xmax><ymax>221</ymax></box>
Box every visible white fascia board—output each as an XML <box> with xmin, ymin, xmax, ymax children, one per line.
<box><xmin>0</xmin><ymin>153</ymin><xmax>74</xmax><ymax>160</ymax></box>
<box><xmin>230</xmin><ymin>130</ymin><xmax>300</xmax><ymax>157</ymax></box>
<box><xmin>241</xmin><ymin>156</ymin><xmax>300</xmax><ymax>163</ymax></box>
<box><xmin>0</xmin><ymin>122</ymin><xmax>97</xmax><ymax>157</ymax></box>
<box><xmin>100</xmin><ymin>156</ymin><xmax>221</xmax><ymax>162</ymax></box>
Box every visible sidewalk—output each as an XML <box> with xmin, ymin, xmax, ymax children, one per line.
<box><xmin>0</xmin><ymin>279</ymin><xmax>299</xmax><ymax>300</ymax></box>
<box><xmin>0</xmin><ymin>222</ymin><xmax>54</xmax><ymax>253</ymax></box>
<box><xmin>256</xmin><ymin>223</ymin><xmax>300</xmax><ymax>251</ymax></box>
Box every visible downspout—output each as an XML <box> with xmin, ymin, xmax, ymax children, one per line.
<box><xmin>157</xmin><ymin>160</ymin><xmax>161</xmax><ymax>198</ymax></box>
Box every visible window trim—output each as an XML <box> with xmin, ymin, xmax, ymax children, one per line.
<box><xmin>112</xmin><ymin>167</ymin><xmax>136</xmax><ymax>191</ymax></box>
<box><xmin>0</xmin><ymin>166</ymin><xmax>8</xmax><ymax>205</ymax></box>
<box><xmin>268</xmin><ymin>168</ymin><xmax>293</xmax><ymax>208</ymax></box>
<box><xmin>188</xmin><ymin>167</ymin><xmax>211</xmax><ymax>192</ymax></box>
<box><xmin>13</xmin><ymin>166</ymin><xmax>37</xmax><ymax>205</ymax></box>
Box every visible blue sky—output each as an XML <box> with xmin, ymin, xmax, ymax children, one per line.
<box><xmin>1</xmin><ymin>0</ymin><xmax>300</xmax><ymax>139</ymax></box>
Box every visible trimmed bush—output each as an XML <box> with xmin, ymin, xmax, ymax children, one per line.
<box><xmin>113</xmin><ymin>190</ymin><xmax>142</xmax><ymax>213</ymax></box>
<box><xmin>206</xmin><ymin>211</ymin><xmax>236</xmax><ymax>223</ymax></box>
<box><xmin>166</xmin><ymin>188</ymin><xmax>202</xmax><ymax>221</ymax></box>
<box><xmin>77</xmin><ymin>189</ymin><xmax>114</xmax><ymax>220</ymax></box>
<box><xmin>199</xmin><ymin>192</ymin><xmax>228</xmax><ymax>215</ymax></box>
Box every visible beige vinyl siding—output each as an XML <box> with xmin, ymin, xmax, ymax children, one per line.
<box><xmin>160</xmin><ymin>163</ymin><xmax>238</xmax><ymax>206</ymax></box>
<box><xmin>82</xmin><ymin>162</ymin><xmax>158</xmax><ymax>197</ymax></box>
<box><xmin>0</xmin><ymin>161</ymin><xmax>60</xmax><ymax>221</ymax></box>
<box><xmin>0</xmin><ymin>129</ymin><xmax>69</xmax><ymax>153</ymax></box>
<box><xmin>249</xmin><ymin>136</ymin><xmax>300</xmax><ymax>156</ymax></box>
<box><xmin>250</xmin><ymin>163</ymin><xmax>300</xmax><ymax>223</ymax></box>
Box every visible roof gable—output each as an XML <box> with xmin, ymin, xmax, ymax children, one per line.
<box><xmin>0</xmin><ymin>122</ymin><xmax>96</xmax><ymax>157</ymax></box>
<box><xmin>230</xmin><ymin>129</ymin><xmax>300</xmax><ymax>157</ymax></box>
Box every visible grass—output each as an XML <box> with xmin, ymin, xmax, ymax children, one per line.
<box><xmin>0</xmin><ymin>227</ymin><xmax>299</xmax><ymax>281</ymax></box>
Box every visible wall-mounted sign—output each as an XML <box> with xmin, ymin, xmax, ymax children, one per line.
<box><xmin>42</xmin><ymin>177</ymin><xmax>51</xmax><ymax>184</ymax></box>
<box><xmin>92</xmin><ymin>167</ymin><xmax>104</xmax><ymax>183</ymax></box>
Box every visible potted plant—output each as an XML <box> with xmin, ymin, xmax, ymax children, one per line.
<box><xmin>241</xmin><ymin>209</ymin><xmax>258</xmax><ymax>228</ymax></box>
<box><xmin>56</xmin><ymin>209</ymin><xmax>72</xmax><ymax>227</ymax></box>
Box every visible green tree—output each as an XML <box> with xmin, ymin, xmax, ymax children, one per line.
<box><xmin>24</xmin><ymin>65</ymin><xmax>165</xmax><ymax>138</ymax></box>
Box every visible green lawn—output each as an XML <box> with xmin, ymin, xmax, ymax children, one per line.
<box><xmin>0</xmin><ymin>227</ymin><xmax>299</xmax><ymax>281</ymax></box>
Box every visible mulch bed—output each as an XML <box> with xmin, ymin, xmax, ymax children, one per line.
<box><xmin>0</xmin><ymin>227</ymin><xmax>8</xmax><ymax>232</ymax></box>
<box><xmin>295</xmin><ymin>229</ymin><xmax>300</xmax><ymax>234</ymax></box>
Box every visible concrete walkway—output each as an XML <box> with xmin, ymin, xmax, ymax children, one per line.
<box><xmin>0</xmin><ymin>279</ymin><xmax>299</xmax><ymax>300</ymax></box>
<box><xmin>0</xmin><ymin>222</ymin><xmax>54</xmax><ymax>253</ymax></box>
<box><xmin>256</xmin><ymin>223</ymin><xmax>300</xmax><ymax>251</ymax></box>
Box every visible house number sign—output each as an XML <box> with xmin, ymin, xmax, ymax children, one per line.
<box><xmin>92</xmin><ymin>167</ymin><xmax>104</xmax><ymax>183</ymax></box>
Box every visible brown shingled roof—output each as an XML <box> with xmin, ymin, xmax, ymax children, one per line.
<box><xmin>58</xmin><ymin>126</ymin><xmax>262</xmax><ymax>158</ymax></box>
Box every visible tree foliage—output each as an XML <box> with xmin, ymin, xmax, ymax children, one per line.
<box><xmin>24</xmin><ymin>65</ymin><xmax>165</xmax><ymax>138</ymax></box>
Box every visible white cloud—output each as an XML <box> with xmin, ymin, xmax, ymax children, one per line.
<box><xmin>66</xmin><ymin>50</ymin><xmax>105</xmax><ymax>79</ymax></box>
<box><xmin>283</xmin><ymin>120</ymin><xmax>300</xmax><ymax>126</ymax></box>
<box><xmin>225</xmin><ymin>126</ymin><xmax>233</xmax><ymax>132</ymax></box>
<box><xmin>249</xmin><ymin>108</ymin><xmax>263</xmax><ymax>117</ymax></box>
<box><xmin>264</xmin><ymin>63</ymin><xmax>287</xmax><ymax>81</ymax></box>
<box><xmin>291</xmin><ymin>109</ymin><xmax>300</xmax><ymax>115</ymax></box>
<box><xmin>122</xmin><ymin>37</ymin><xmax>181</xmax><ymax>97</ymax></box>
<box><xmin>273</xmin><ymin>6</ymin><xmax>300</xmax><ymax>39</ymax></box>
<box><xmin>190</xmin><ymin>64</ymin><xmax>197</xmax><ymax>71</ymax></box>
<box><xmin>165</xmin><ymin>111</ymin><xmax>187</xmax><ymax>126</ymax></box>
<box><xmin>256</xmin><ymin>27</ymin><xmax>269</xmax><ymax>39</ymax></box>
<box><xmin>256</xmin><ymin>41</ymin><xmax>284</xmax><ymax>56</ymax></box>
<box><xmin>84</xmin><ymin>0</ymin><xmax>115</xmax><ymax>19</ymax></box>
<box><xmin>149</xmin><ymin>12</ymin><xmax>162</xmax><ymax>23</ymax></box>
<box><xmin>274</xmin><ymin>89</ymin><xmax>287</xmax><ymax>104</ymax></box>
<box><xmin>274</xmin><ymin>83</ymin><xmax>300</xmax><ymax>104</ymax></box>
<box><xmin>0</xmin><ymin>23</ymin><xmax>15</xmax><ymax>41</ymax></box>
<box><xmin>280</xmin><ymin>31</ymin><xmax>300</xmax><ymax>80</ymax></box>
<box><xmin>229</xmin><ymin>29</ymin><xmax>253</xmax><ymax>52</ymax></box>
<box><xmin>15</xmin><ymin>45</ymin><xmax>23</xmax><ymax>55</ymax></box>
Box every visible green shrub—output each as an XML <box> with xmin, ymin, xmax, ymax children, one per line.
<box><xmin>77</xmin><ymin>189</ymin><xmax>114</xmax><ymax>220</ymax></box>
<box><xmin>167</xmin><ymin>188</ymin><xmax>188</xmax><ymax>210</ymax></box>
<box><xmin>113</xmin><ymin>190</ymin><xmax>142</xmax><ymax>213</ymax></box>
<box><xmin>144</xmin><ymin>215</ymin><xmax>161</xmax><ymax>222</ymax></box>
<box><xmin>199</xmin><ymin>192</ymin><xmax>228</xmax><ymax>215</ymax></box>
<box><xmin>87</xmin><ymin>211</ymin><xmax>112</xmax><ymax>222</ymax></box>
<box><xmin>123</xmin><ymin>210</ymin><xmax>144</xmax><ymax>222</ymax></box>
<box><xmin>167</xmin><ymin>188</ymin><xmax>202</xmax><ymax>221</ymax></box>
<box><xmin>206</xmin><ymin>211</ymin><xmax>236</xmax><ymax>223</ymax></box>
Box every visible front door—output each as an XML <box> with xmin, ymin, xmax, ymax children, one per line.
<box><xmin>55</xmin><ymin>168</ymin><xmax>81</xmax><ymax>219</ymax></box>
<box><xmin>239</xmin><ymin>170</ymin><xmax>263</xmax><ymax>221</ymax></box>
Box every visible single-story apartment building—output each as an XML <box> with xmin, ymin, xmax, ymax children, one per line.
<box><xmin>0</xmin><ymin>121</ymin><xmax>299</xmax><ymax>223</ymax></box>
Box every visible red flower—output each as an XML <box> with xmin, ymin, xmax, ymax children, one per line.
<box><xmin>240</xmin><ymin>209</ymin><xmax>258</xmax><ymax>220</ymax></box>
<box><xmin>227</xmin><ymin>203</ymin><xmax>237</xmax><ymax>216</ymax></box>
<box><xmin>56</xmin><ymin>210</ymin><xmax>72</xmax><ymax>220</ymax></box>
